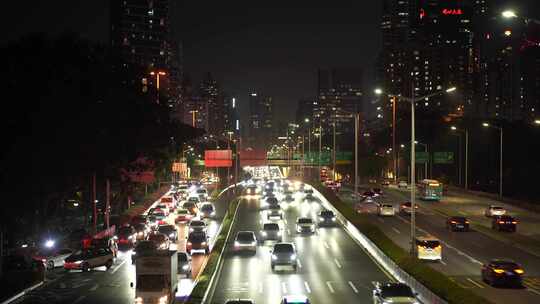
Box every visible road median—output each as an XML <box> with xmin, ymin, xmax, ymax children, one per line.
<box><xmin>315</xmin><ymin>184</ymin><xmax>493</xmax><ymax>304</ymax></box>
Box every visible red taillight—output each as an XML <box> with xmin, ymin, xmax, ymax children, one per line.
<box><xmin>512</xmin><ymin>221</ymin><xmax>517</xmax><ymax>224</ymax></box>
<box><xmin>499</xmin><ymin>221</ymin><xmax>505</xmax><ymax>224</ymax></box>
<box><xmin>451</xmin><ymin>221</ymin><xmax>457</xmax><ymax>224</ymax></box>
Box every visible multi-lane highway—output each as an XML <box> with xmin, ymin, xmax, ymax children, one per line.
<box><xmin>338</xmin><ymin>185</ymin><xmax>540</xmax><ymax>304</ymax></box>
<box><xmin>12</xmin><ymin>186</ymin><xmax>232</xmax><ymax>304</ymax></box>
<box><xmin>210</xmin><ymin>183</ymin><xmax>392</xmax><ymax>303</ymax></box>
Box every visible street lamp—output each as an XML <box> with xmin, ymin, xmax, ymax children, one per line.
<box><xmin>451</xmin><ymin>126</ymin><xmax>469</xmax><ymax>190</ymax></box>
<box><xmin>482</xmin><ymin>122</ymin><xmax>503</xmax><ymax>199</ymax></box>
<box><xmin>534</xmin><ymin>119</ymin><xmax>540</xmax><ymax>125</ymax></box>
<box><xmin>502</xmin><ymin>10</ymin><xmax>518</xmax><ymax>19</ymax></box>
<box><xmin>375</xmin><ymin>88</ymin><xmax>399</xmax><ymax>184</ymax></box>
<box><xmin>399</xmin><ymin>86</ymin><xmax>457</xmax><ymax>255</ymax></box>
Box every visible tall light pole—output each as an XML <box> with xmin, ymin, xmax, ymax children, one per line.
<box><xmin>483</xmin><ymin>123</ymin><xmax>503</xmax><ymax>199</ymax></box>
<box><xmin>227</xmin><ymin>131</ymin><xmax>234</xmax><ymax>185</ymax></box>
<box><xmin>149</xmin><ymin>71</ymin><xmax>166</xmax><ymax>104</ymax></box>
<box><xmin>451</xmin><ymin>126</ymin><xmax>469</xmax><ymax>190</ymax></box>
<box><xmin>189</xmin><ymin>110</ymin><xmax>198</xmax><ymax>127</ymax></box>
<box><xmin>332</xmin><ymin>121</ymin><xmax>336</xmax><ymax>181</ymax></box>
<box><xmin>380</xmin><ymin>86</ymin><xmax>457</xmax><ymax>255</ymax></box>
<box><xmin>304</xmin><ymin>118</ymin><xmax>311</xmax><ymax>179</ymax></box>
<box><xmin>375</xmin><ymin>88</ymin><xmax>398</xmax><ymax>183</ymax></box>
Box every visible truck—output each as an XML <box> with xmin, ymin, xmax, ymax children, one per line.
<box><xmin>133</xmin><ymin>250</ymin><xmax>178</xmax><ymax>304</ymax></box>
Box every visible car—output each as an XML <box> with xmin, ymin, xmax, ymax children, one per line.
<box><xmin>296</xmin><ymin>217</ymin><xmax>315</xmax><ymax>234</ymax></box>
<box><xmin>377</xmin><ymin>204</ymin><xmax>395</xmax><ymax>216</ymax></box>
<box><xmin>234</xmin><ymin>231</ymin><xmax>257</xmax><ymax>254</ymax></box>
<box><xmin>264</xmin><ymin>197</ymin><xmax>280</xmax><ymax>208</ymax></box>
<box><xmin>186</xmin><ymin>231</ymin><xmax>209</xmax><ymax>255</ymax></box>
<box><xmin>362</xmin><ymin>190</ymin><xmax>377</xmax><ymax>198</ymax></box>
<box><xmin>381</xmin><ymin>180</ymin><xmax>390</xmax><ymax>186</ymax></box>
<box><xmin>303</xmin><ymin>189</ymin><xmax>314</xmax><ymax>200</ymax></box>
<box><xmin>415</xmin><ymin>237</ymin><xmax>442</xmax><ymax>261</ymax></box>
<box><xmin>270</xmin><ymin>242</ymin><xmax>297</xmax><ymax>272</ymax></box>
<box><xmin>398</xmin><ymin>181</ymin><xmax>408</xmax><ymax>188</ymax></box>
<box><xmin>446</xmin><ymin>216</ymin><xmax>470</xmax><ymax>232</ymax></box>
<box><xmin>280</xmin><ymin>295</ymin><xmax>311</xmax><ymax>304</ymax></box>
<box><xmin>33</xmin><ymin>248</ymin><xmax>74</xmax><ymax>270</ymax></box>
<box><xmin>373</xmin><ymin>188</ymin><xmax>383</xmax><ymax>196</ymax></box>
<box><xmin>492</xmin><ymin>215</ymin><xmax>517</xmax><ymax>232</ymax></box>
<box><xmin>267</xmin><ymin>205</ymin><xmax>283</xmax><ymax>220</ymax></box>
<box><xmin>259</xmin><ymin>222</ymin><xmax>282</xmax><ymax>242</ymax></box>
<box><xmin>482</xmin><ymin>259</ymin><xmax>524</xmax><ymax>287</ymax></box>
<box><xmin>156</xmin><ymin>204</ymin><xmax>170</xmax><ymax>216</ymax></box>
<box><xmin>196</xmin><ymin>188</ymin><xmax>209</xmax><ymax>201</ymax></box>
<box><xmin>116</xmin><ymin>226</ymin><xmax>137</xmax><ymax>248</ymax></box>
<box><xmin>158</xmin><ymin>225</ymin><xmax>178</xmax><ymax>242</ymax></box>
<box><xmin>317</xmin><ymin>210</ymin><xmax>337</xmax><ymax>227</ymax></box>
<box><xmin>224</xmin><ymin>300</ymin><xmax>254</xmax><ymax>304</ymax></box>
<box><xmin>175</xmin><ymin>208</ymin><xmax>193</xmax><ymax>223</ymax></box>
<box><xmin>90</xmin><ymin>237</ymin><xmax>118</xmax><ymax>258</ymax></box>
<box><xmin>151</xmin><ymin>210</ymin><xmax>167</xmax><ymax>225</ymax></box>
<box><xmin>189</xmin><ymin>220</ymin><xmax>207</xmax><ymax>233</ymax></box>
<box><xmin>485</xmin><ymin>205</ymin><xmax>507</xmax><ymax>217</ymax></box>
<box><xmin>245</xmin><ymin>184</ymin><xmax>259</xmax><ymax>195</ymax></box>
<box><xmin>187</xmin><ymin>196</ymin><xmax>201</xmax><ymax>205</ymax></box>
<box><xmin>372</xmin><ymin>282</ymin><xmax>418</xmax><ymax>304</ymax></box>
<box><xmin>178</xmin><ymin>252</ymin><xmax>192</xmax><ymax>277</ymax></box>
<box><xmin>147</xmin><ymin>232</ymin><xmax>170</xmax><ymax>250</ymax></box>
<box><xmin>399</xmin><ymin>202</ymin><xmax>418</xmax><ymax>215</ymax></box>
<box><xmin>134</xmin><ymin>223</ymin><xmax>149</xmax><ymax>241</ymax></box>
<box><xmin>131</xmin><ymin>240</ymin><xmax>157</xmax><ymax>264</ymax></box>
<box><xmin>183</xmin><ymin>201</ymin><xmax>199</xmax><ymax>215</ymax></box>
<box><xmin>147</xmin><ymin>215</ymin><xmax>159</xmax><ymax>229</ymax></box>
<box><xmin>64</xmin><ymin>248</ymin><xmax>114</xmax><ymax>272</ymax></box>
<box><xmin>200</xmin><ymin>203</ymin><xmax>216</xmax><ymax>219</ymax></box>
<box><xmin>283</xmin><ymin>190</ymin><xmax>294</xmax><ymax>201</ymax></box>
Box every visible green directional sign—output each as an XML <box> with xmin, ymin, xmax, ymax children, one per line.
<box><xmin>415</xmin><ymin>151</ymin><xmax>429</xmax><ymax>163</ymax></box>
<box><xmin>433</xmin><ymin>152</ymin><xmax>454</xmax><ymax>164</ymax></box>
<box><xmin>336</xmin><ymin>151</ymin><xmax>353</xmax><ymax>161</ymax></box>
<box><xmin>194</xmin><ymin>159</ymin><xmax>205</xmax><ymax>166</ymax></box>
<box><xmin>304</xmin><ymin>152</ymin><xmax>331</xmax><ymax>165</ymax></box>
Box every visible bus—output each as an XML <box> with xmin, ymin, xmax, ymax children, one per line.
<box><xmin>417</xmin><ymin>179</ymin><xmax>443</xmax><ymax>201</ymax></box>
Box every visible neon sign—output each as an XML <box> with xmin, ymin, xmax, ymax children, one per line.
<box><xmin>442</xmin><ymin>8</ymin><xmax>463</xmax><ymax>15</ymax></box>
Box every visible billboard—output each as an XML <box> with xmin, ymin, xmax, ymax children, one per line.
<box><xmin>205</xmin><ymin>150</ymin><xmax>233</xmax><ymax>167</ymax></box>
<box><xmin>240</xmin><ymin>149</ymin><xmax>267</xmax><ymax>166</ymax></box>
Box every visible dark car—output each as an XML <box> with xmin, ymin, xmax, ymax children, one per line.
<box><xmin>446</xmin><ymin>216</ymin><xmax>470</xmax><ymax>232</ymax></box>
<box><xmin>186</xmin><ymin>232</ymin><xmax>209</xmax><ymax>255</ymax></box>
<box><xmin>134</xmin><ymin>223</ymin><xmax>149</xmax><ymax>241</ymax></box>
<box><xmin>178</xmin><ymin>252</ymin><xmax>192</xmax><ymax>277</ymax></box>
<box><xmin>158</xmin><ymin>225</ymin><xmax>178</xmax><ymax>242</ymax></box>
<box><xmin>200</xmin><ymin>203</ymin><xmax>216</xmax><ymax>219</ymax></box>
<box><xmin>64</xmin><ymin>248</ymin><xmax>114</xmax><ymax>272</ymax></box>
<box><xmin>259</xmin><ymin>222</ymin><xmax>282</xmax><ymax>242</ymax></box>
<box><xmin>266</xmin><ymin>197</ymin><xmax>279</xmax><ymax>208</ymax></box>
<box><xmin>131</xmin><ymin>240</ymin><xmax>157</xmax><ymax>264</ymax></box>
<box><xmin>363</xmin><ymin>191</ymin><xmax>376</xmax><ymax>198</ymax></box>
<box><xmin>318</xmin><ymin>210</ymin><xmax>337</xmax><ymax>227</ymax></box>
<box><xmin>117</xmin><ymin>226</ymin><xmax>137</xmax><ymax>248</ymax></box>
<box><xmin>492</xmin><ymin>215</ymin><xmax>517</xmax><ymax>232</ymax></box>
<box><xmin>482</xmin><ymin>260</ymin><xmax>524</xmax><ymax>287</ymax></box>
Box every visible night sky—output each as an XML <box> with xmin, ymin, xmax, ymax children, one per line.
<box><xmin>2</xmin><ymin>2</ymin><xmax>382</xmax><ymax>124</ymax></box>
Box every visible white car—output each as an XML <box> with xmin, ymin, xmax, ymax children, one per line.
<box><xmin>296</xmin><ymin>217</ymin><xmax>315</xmax><ymax>234</ymax></box>
<box><xmin>377</xmin><ymin>204</ymin><xmax>395</xmax><ymax>216</ymax></box>
<box><xmin>373</xmin><ymin>282</ymin><xmax>418</xmax><ymax>304</ymax></box>
<box><xmin>398</xmin><ymin>181</ymin><xmax>408</xmax><ymax>188</ymax></box>
<box><xmin>485</xmin><ymin>205</ymin><xmax>506</xmax><ymax>217</ymax></box>
<box><xmin>34</xmin><ymin>248</ymin><xmax>74</xmax><ymax>270</ymax></box>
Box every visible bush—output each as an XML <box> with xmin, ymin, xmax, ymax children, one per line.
<box><xmin>315</xmin><ymin>185</ymin><xmax>493</xmax><ymax>304</ymax></box>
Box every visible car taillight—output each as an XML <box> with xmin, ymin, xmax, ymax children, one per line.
<box><xmin>451</xmin><ymin>221</ymin><xmax>457</xmax><ymax>224</ymax></box>
<box><xmin>493</xmin><ymin>269</ymin><xmax>505</xmax><ymax>274</ymax></box>
<box><xmin>512</xmin><ymin>221</ymin><xmax>517</xmax><ymax>224</ymax></box>
<box><xmin>514</xmin><ymin>269</ymin><xmax>524</xmax><ymax>274</ymax></box>
<box><xmin>498</xmin><ymin>221</ymin><xmax>505</xmax><ymax>224</ymax></box>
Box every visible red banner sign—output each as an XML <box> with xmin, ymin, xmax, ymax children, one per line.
<box><xmin>205</xmin><ymin>150</ymin><xmax>233</xmax><ymax>167</ymax></box>
<box><xmin>442</xmin><ymin>8</ymin><xmax>463</xmax><ymax>15</ymax></box>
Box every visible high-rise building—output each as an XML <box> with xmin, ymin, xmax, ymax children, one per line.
<box><xmin>110</xmin><ymin>0</ymin><xmax>180</xmax><ymax>104</ymax></box>
<box><xmin>317</xmin><ymin>68</ymin><xmax>363</xmax><ymax>135</ymax></box>
<box><xmin>199</xmin><ymin>73</ymin><xmax>225</xmax><ymax>136</ymax></box>
<box><xmin>248</xmin><ymin>92</ymin><xmax>274</xmax><ymax>148</ymax></box>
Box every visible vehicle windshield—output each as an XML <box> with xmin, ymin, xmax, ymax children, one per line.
<box><xmin>320</xmin><ymin>211</ymin><xmax>334</xmax><ymax>217</ymax></box>
<box><xmin>136</xmin><ymin>275</ymin><xmax>167</xmax><ymax>291</ymax></box>
<box><xmin>201</xmin><ymin>204</ymin><xmax>214</xmax><ymax>211</ymax></box>
<box><xmin>184</xmin><ymin>202</ymin><xmax>196</xmax><ymax>208</ymax></box>
<box><xmin>298</xmin><ymin>218</ymin><xmax>313</xmax><ymax>224</ymax></box>
<box><xmin>498</xmin><ymin>216</ymin><xmax>514</xmax><ymax>221</ymax></box>
<box><xmin>188</xmin><ymin>197</ymin><xmax>199</xmax><ymax>202</ymax></box>
<box><xmin>381</xmin><ymin>284</ymin><xmax>414</xmax><ymax>298</ymax></box>
<box><xmin>451</xmin><ymin>217</ymin><xmax>466</xmax><ymax>222</ymax></box>
<box><xmin>177</xmin><ymin>209</ymin><xmax>188</xmax><ymax>214</ymax></box>
<box><xmin>492</xmin><ymin>206</ymin><xmax>504</xmax><ymax>210</ymax></box>
<box><xmin>264</xmin><ymin>223</ymin><xmax>279</xmax><ymax>230</ymax></box>
<box><xmin>188</xmin><ymin>233</ymin><xmax>206</xmax><ymax>242</ymax></box>
<box><xmin>273</xmin><ymin>243</ymin><xmax>294</xmax><ymax>253</ymax></box>
<box><xmin>382</xmin><ymin>204</ymin><xmax>393</xmax><ymax>208</ymax></box>
<box><xmin>148</xmin><ymin>234</ymin><xmax>165</xmax><ymax>242</ymax></box>
<box><xmin>236</xmin><ymin>232</ymin><xmax>254</xmax><ymax>241</ymax></box>
<box><xmin>191</xmin><ymin>221</ymin><xmax>205</xmax><ymax>227</ymax></box>
<box><xmin>492</xmin><ymin>261</ymin><xmax>519</xmax><ymax>269</ymax></box>
<box><xmin>158</xmin><ymin>226</ymin><xmax>175</xmax><ymax>234</ymax></box>
<box><xmin>304</xmin><ymin>189</ymin><xmax>313</xmax><ymax>194</ymax></box>
<box><xmin>417</xmin><ymin>240</ymin><xmax>440</xmax><ymax>248</ymax></box>
<box><xmin>197</xmin><ymin>189</ymin><xmax>207</xmax><ymax>194</ymax></box>
<box><xmin>178</xmin><ymin>253</ymin><xmax>189</xmax><ymax>262</ymax></box>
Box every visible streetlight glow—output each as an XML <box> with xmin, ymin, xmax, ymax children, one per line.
<box><xmin>502</xmin><ymin>10</ymin><xmax>517</xmax><ymax>19</ymax></box>
<box><xmin>451</xmin><ymin>126</ymin><xmax>457</xmax><ymax>130</ymax></box>
<box><xmin>482</xmin><ymin>122</ymin><xmax>490</xmax><ymax>127</ymax></box>
<box><xmin>535</xmin><ymin>119</ymin><xmax>540</xmax><ymax>125</ymax></box>
<box><xmin>445</xmin><ymin>87</ymin><xmax>457</xmax><ymax>93</ymax></box>
<box><xmin>374</xmin><ymin>88</ymin><xmax>383</xmax><ymax>95</ymax></box>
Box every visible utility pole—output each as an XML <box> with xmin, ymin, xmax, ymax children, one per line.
<box><xmin>392</xmin><ymin>96</ymin><xmax>397</xmax><ymax>183</ymax></box>
<box><xmin>410</xmin><ymin>84</ymin><xmax>416</xmax><ymax>255</ymax></box>
<box><xmin>354</xmin><ymin>113</ymin><xmax>359</xmax><ymax>195</ymax></box>
<box><xmin>333</xmin><ymin>122</ymin><xmax>336</xmax><ymax>181</ymax></box>
<box><xmin>92</xmin><ymin>172</ymin><xmax>97</xmax><ymax>234</ymax></box>
<box><xmin>318</xmin><ymin>118</ymin><xmax>322</xmax><ymax>181</ymax></box>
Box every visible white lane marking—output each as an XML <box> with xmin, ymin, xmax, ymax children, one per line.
<box><xmin>111</xmin><ymin>259</ymin><xmax>127</xmax><ymax>274</ymax></box>
<box><xmin>287</xmin><ymin>228</ymin><xmax>291</xmax><ymax>235</ymax></box>
<box><xmin>326</xmin><ymin>281</ymin><xmax>335</xmax><ymax>293</ymax></box>
<box><xmin>334</xmin><ymin>258</ymin><xmax>342</xmax><ymax>269</ymax></box>
<box><xmin>284</xmin><ymin>219</ymin><xmax>288</xmax><ymax>224</ymax></box>
<box><xmin>392</xmin><ymin>227</ymin><xmax>401</xmax><ymax>234</ymax></box>
<box><xmin>304</xmin><ymin>281</ymin><xmax>312</xmax><ymax>293</ymax></box>
<box><xmin>323</xmin><ymin>241</ymin><xmax>330</xmax><ymax>249</ymax></box>
<box><xmin>297</xmin><ymin>258</ymin><xmax>302</xmax><ymax>268</ymax></box>
<box><xmin>467</xmin><ymin>278</ymin><xmax>485</xmax><ymax>288</ymax></box>
<box><xmin>258</xmin><ymin>282</ymin><xmax>263</xmax><ymax>294</ymax></box>
<box><xmin>89</xmin><ymin>284</ymin><xmax>99</xmax><ymax>291</ymax></box>
<box><xmin>282</xmin><ymin>282</ymin><xmax>288</xmax><ymax>293</ymax></box>
<box><xmin>348</xmin><ymin>281</ymin><xmax>359</xmax><ymax>294</ymax></box>
<box><xmin>440</xmin><ymin>260</ymin><xmax>447</xmax><ymax>266</ymax></box>
<box><xmin>528</xmin><ymin>288</ymin><xmax>540</xmax><ymax>296</ymax></box>
<box><xmin>73</xmin><ymin>295</ymin><xmax>86</xmax><ymax>304</ymax></box>
<box><xmin>377</xmin><ymin>217</ymin><xmax>384</xmax><ymax>223</ymax></box>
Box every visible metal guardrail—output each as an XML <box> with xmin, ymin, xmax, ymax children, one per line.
<box><xmin>312</xmin><ymin>185</ymin><xmax>447</xmax><ymax>304</ymax></box>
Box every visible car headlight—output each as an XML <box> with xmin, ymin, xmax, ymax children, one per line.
<box><xmin>201</xmin><ymin>242</ymin><xmax>207</xmax><ymax>246</ymax></box>
<box><xmin>169</xmin><ymin>233</ymin><xmax>175</xmax><ymax>238</ymax></box>
<box><xmin>189</xmin><ymin>228</ymin><xmax>194</xmax><ymax>232</ymax></box>
<box><xmin>135</xmin><ymin>296</ymin><xmax>143</xmax><ymax>304</ymax></box>
<box><xmin>251</xmin><ymin>241</ymin><xmax>257</xmax><ymax>246</ymax></box>
<box><xmin>74</xmin><ymin>260</ymin><xmax>83</xmax><ymax>264</ymax></box>
<box><xmin>271</xmin><ymin>254</ymin><xmax>277</xmax><ymax>260</ymax></box>
<box><xmin>182</xmin><ymin>264</ymin><xmax>189</xmax><ymax>270</ymax></box>
<box><xmin>234</xmin><ymin>241</ymin><xmax>240</xmax><ymax>247</ymax></box>
<box><xmin>159</xmin><ymin>295</ymin><xmax>168</xmax><ymax>304</ymax></box>
<box><xmin>261</xmin><ymin>231</ymin><xmax>267</xmax><ymax>236</ymax></box>
<box><xmin>319</xmin><ymin>216</ymin><xmax>324</xmax><ymax>221</ymax></box>
<box><xmin>277</xmin><ymin>231</ymin><xmax>281</xmax><ymax>236</ymax></box>
<box><xmin>332</xmin><ymin>217</ymin><xmax>336</xmax><ymax>221</ymax></box>
<box><xmin>290</xmin><ymin>254</ymin><xmax>297</xmax><ymax>260</ymax></box>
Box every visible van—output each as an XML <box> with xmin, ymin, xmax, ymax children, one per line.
<box><xmin>415</xmin><ymin>237</ymin><xmax>442</xmax><ymax>261</ymax></box>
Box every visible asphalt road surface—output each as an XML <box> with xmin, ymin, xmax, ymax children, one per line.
<box><xmin>210</xmin><ymin>183</ymin><xmax>392</xmax><ymax>304</ymax></box>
